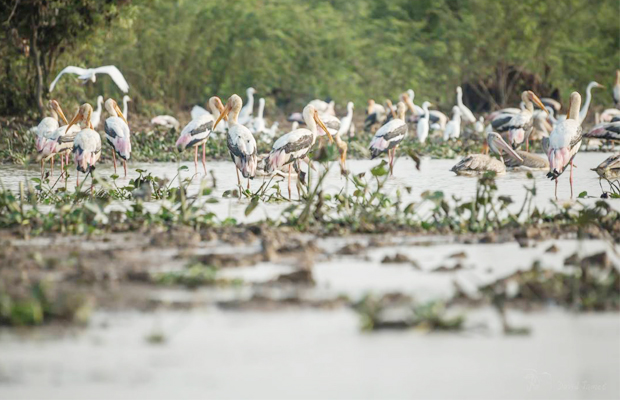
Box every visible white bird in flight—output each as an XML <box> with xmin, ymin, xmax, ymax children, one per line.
<box><xmin>49</xmin><ymin>65</ymin><xmax>129</xmax><ymax>93</ymax></box>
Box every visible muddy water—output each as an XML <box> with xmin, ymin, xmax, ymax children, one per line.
<box><xmin>0</xmin><ymin>152</ymin><xmax>617</xmax><ymax>223</ymax></box>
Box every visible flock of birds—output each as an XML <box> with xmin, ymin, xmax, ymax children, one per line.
<box><xmin>34</xmin><ymin>65</ymin><xmax>620</xmax><ymax>199</ymax></box>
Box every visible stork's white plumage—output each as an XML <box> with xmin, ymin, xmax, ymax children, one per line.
<box><xmin>546</xmin><ymin>92</ymin><xmax>583</xmax><ymax>199</ymax></box>
<box><xmin>122</xmin><ymin>95</ymin><xmax>131</xmax><ymax>119</ymax></box>
<box><xmin>308</xmin><ymin>99</ymin><xmax>335</xmax><ymax>117</ymax></box>
<box><xmin>65</xmin><ymin>104</ymin><xmax>102</xmax><ymax>190</ymax></box>
<box><xmin>364</xmin><ymin>99</ymin><xmax>387</xmax><ymax>131</ymax></box>
<box><xmin>444</xmin><ymin>106</ymin><xmax>461</xmax><ymax>141</ymax></box>
<box><xmin>456</xmin><ymin>86</ymin><xmax>476</xmax><ymax>123</ymax></box>
<box><xmin>578</xmin><ymin>81</ymin><xmax>603</xmax><ymax>123</ymax></box>
<box><xmin>489</xmin><ymin>91</ymin><xmax>547</xmax><ymax>150</ymax></box>
<box><xmin>584</xmin><ymin>121</ymin><xmax>620</xmax><ymax>141</ymax></box>
<box><xmin>49</xmin><ymin>65</ymin><xmax>129</xmax><ymax>93</ymax></box>
<box><xmin>104</xmin><ymin>98</ymin><xmax>131</xmax><ymax>177</ymax></box>
<box><xmin>36</xmin><ymin>100</ymin><xmax>70</xmax><ymax>178</ymax></box>
<box><xmin>40</xmin><ymin>102</ymin><xmax>78</xmax><ymax>176</ymax></box>
<box><xmin>406</xmin><ymin>90</ymin><xmax>424</xmax><ymax>115</ymax></box>
<box><xmin>263</xmin><ymin>105</ymin><xmax>334</xmax><ymax>199</ymax></box>
<box><xmin>191</xmin><ymin>105</ymin><xmax>211</xmax><ymax>121</ymax></box>
<box><xmin>214</xmin><ymin>94</ymin><xmax>258</xmax><ymax>189</ymax></box>
<box><xmin>176</xmin><ymin>97</ymin><xmax>219</xmax><ymax>174</ymax></box>
<box><xmin>237</xmin><ymin>87</ymin><xmax>256</xmax><ymax>126</ymax></box>
<box><xmin>90</xmin><ymin>96</ymin><xmax>104</xmax><ymax>129</ymax></box>
<box><xmin>369</xmin><ymin>102</ymin><xmax>408</xmax><ymax>175</ymax></box>
<box><xmin>417</xmin><ymin>101</ymin><xmax>431</xmax><ymax>144</ymax></box>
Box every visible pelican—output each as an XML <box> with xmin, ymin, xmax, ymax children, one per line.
<box><xmin>545</xmin><ymin>92</ymin><xmax>583</xmax><ymax>199</ymax></box>
<box><xmin>504</xmin><ymin>150</ymin><xmax>549</xmax><ymax>171</ymax></box>
<box><xmin>151</xmin><ymin>115</ymin><xmax>180</xmax><ymax>130</ymax></box>
<box><xmin>64</xmin><ymin>104</ymin><xmax>102</xmax><ymax>189</ymax></box>
<box><xmin>35</xmin><ymin>100</ymin><xmax>66</xmax><ymax>177</ymax></box>
<box><xmin>104</xmin><ymin>98</ymin><xmax>131</xmax><ymax>177</ymax></box>
<box><xmin>90</xmin><ymin>96</ymin><xmax>104</xmax><ymax>129</ymax></box>
<box><xmin>450</xmin><ymin>132</ymin><xmax>523</xmax><ymax>176</ymax></box>
<box><xmin>214</xmin><ymin>94</ymin><xmax>258</xmax><ymax>190</ymax></box>
<box><xmin>613</xmin><ymin>70</ymin><xmax>620</xmax><ymax>108</ymax></box>
<box><xmin>417</xmin><ymin>101</ymin><xmax>431</xmax><ymax>143</ymax></box>
<box><xmin>456</xmin><ymin>86</ymin><xmax>476</xmax><ymax>123</ymax></box>
<box><xmin>41</xmin><ymin>104</ymin><xmax>81</xmax><ymax>177</ymax></box>
<box><xmin>592</xmin><ymin>153</ymin><xmax>620</xmax><ymax>180</ymax></box>
<box><xmin>490</xmin><ymin>91</ymin><xmax>547</xmax><ymax>150</ymax></box>
<box><xmin>369</xmin><ymin>101</ymin><xmax>408</xmax><ymax>175</ymax></box>
<box><xmin>263</xmin><ymin>105</ymin><xmax>333</xmax><ymax>199</ymax></box>
<box><xmin>122</xmin><ymin>95</ymin><xmax>131</xmax><ymax>119</ymax></box>
<box><xmin>584</xmin><ymin>121</ymin><xmax>620</xmax><ymax>141</ymax></box>
<box><xmin>364</xmin><ymin>99</ymin><xmax>387</xmax><ymax>131</ymax></box>
<box><xmin>579</xmin><ymin>81</ymin><xmax>604</xmax><ymax>123</ymax></box>
<box><xmin>444</xmin><ymin>106</ymin><xmax>461</xmax><ymax>141</ymax></box>
<box><xmin>237</xmin><ymin>87</ymin><xmax>255</xmax><ymax>126</ymax></box>
<box><xmin>49</xmin><ymin>65</ymin><xmax>129</xmax><ymax>93</ymax></box>
<box><xmin>176</xmin><ymin>99</ymin><xmax>217</xmax><ymax>174</ymax></box>
<box><xmin>338</xmin><ymin>102</ymin><xmax>354</xmax><ymax>137</ymax></box>
<box><xmin>253</xmin><ymin>98</ymin><xmax>266</xmax><ymax>134</ymax></box>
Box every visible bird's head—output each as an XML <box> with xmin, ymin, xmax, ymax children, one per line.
<box><xmin>66</xmin><ymin>103</ymin><xmax>94</xmax><ymax>132</ymax></box>
<box><xmin>367</xmin><ymin>99</ymin><xmax>375</xmax><ymax>115</ymax></box>
<box><xmin>209</xmin><ymin>96</ymin><xmax>226</xmax><ymax>118</ymax></box>
<box><xmin>105</xmin><ymin>98</ymin><xmax>127</xmax><ymax>124</ymax></box>
<box><xmin>522</xmin><ymin>91</ymin><xmax>548</xmax><ymax>115</ymax></box>
<box><xmin>49</xmin><ymin>100</ymin><xmax>69</xmax><ymax>124</ymax></box>
<box><xmin>400</xmin><ymin>92</ymin><xmax>417</xmax><ymax>115</ymax></box>
<box><xmin>385</xmin><ymin>99</ymin><xmax>396</xmax><ymax>118</ymax></box>
<box><xmin>302</xmin><ymin>105</ymin><xmax>333</xmax><ymax>143</ymax></box>
<box><xmin>214</xmin><ymin>94</ymin><xmax>243</xmax><ymax>129</ymax></box>
<box><xmin>487</xmin><ymin>132</ymin><xmax>523</xmax><ymax>163</ymax></box>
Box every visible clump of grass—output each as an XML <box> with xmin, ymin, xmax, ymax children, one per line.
<box><xmin>153</xmin><ymin>262</ymin><xmax>218</xmax><ymax>289</ymax></box>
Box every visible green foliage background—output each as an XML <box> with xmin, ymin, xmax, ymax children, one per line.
<box><xmin>1</xmin><ymin>0</ymin><xmax>619</xmax><ymax>117</ymax></box>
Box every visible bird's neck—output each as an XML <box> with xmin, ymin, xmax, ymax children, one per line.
<box><xmin>579</xmin><ymin>87</ymin><xmax>593</xmax><ymax>122</ymax></box>
<box><xmin>569</xmin><ymin>98</ymin><xmax>581</xmax><ymax>122</ymax></box>
<box><xmin>257</xmin><ymin>102</ymin><xmax>264</xmax><ymax>118</ymax></box>
<box><xmin>229</xmin><ymin>104</ymin><xmax>242</xmax><ymax>125</ymax></box>
<box><xmin>123</xmin><ymin>98</ymin><xmax>129</xmax><ymax>116</ymax></box>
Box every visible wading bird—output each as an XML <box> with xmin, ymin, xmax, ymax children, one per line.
<box><xmin>176</xmin><ymin>98</ymin><xmax>218</xmax><ymax>174</ymax></box>
<box><xmin>584</xmin><ymin>121</ymin><xmax>620</xmax><ymax>141</ymax></box>
<box><xmin>35</xmin><ymin>100</ymin><xmax>65</xmax><ymax>177</ymax></box>
<box><xmin>308</xmin><ymin>99</ymin><xmax>335</xmax><ymax>117</ymax></box>
<box><xmin>104</xmin><ymin>98</ymin><xmax>131</xmax><ymax>177</ymax></box>
<box><xmin>545</xmin><ymin>92</ymin><xmax>583</xmax><ymax>199</ymax></box>
<box><xmin>450</xmin><ymin>132</ymin><xmax>523</xmax><ymax>176</ymax></box>
<box><xmin>444</xmin><ymin>106</ymin><xmax>461</xmax><ymax>141</ymax></box>
<box><xmin>90</xmin><ymin>96</ymin><xmax>104</xmax><ymax>129</ymax></box>
<box><xmin>151</xmin><ymin>115</ymin><xmax>180</xmax><ymax>130</ymax></box>
<box><xmin>253</xmin><ymin>98</ymin><xmax>266</xmax><ymax>134</ymax></box>
<box><xmin>263</xmin><ymin>105</ymin><xmax>333</xmax><ymax>199</ymax></box>
<box><xmin>579</xmin><ymin>81</ymin><xmax>604</xmax><ymax>123</ymax></box>
<box><xmin>214</xmin><ymin>94</ymin><xmax>258</xmax><ymax>190</ymax></box>
<box><xmin>49</xmin><ymin>65</ymin><xmax>129</xmax><ymax>93</ymax></box>
<box><xmin>122</xmin><ymin>95</ymin><xmax>132</xmax><ymax>119</ymax></box>
<box><xmin>65</xmin><ymin>104</ymin><xmax>102</xmax><ymax>189</ymax></box>
<box><xmin>504</xmin><ymin>149</ymin><xmax>549</xmax><ymax>171</ymax></box>
<box><xmin>592</xmin><ymin>153</ymin><xmax>620</xmax><ymax>180</ymax></box>
<box><xmin>41</xmin><ymin>104</ymin><xmax>81</xmax><ymax>177</ymax></box>
<box><xmin>490</xmin><ymin>91</ymin><xmax>547</xmax><ymax>151</ymax></box>
<box><xmin>365</xmin><ymin>99</ymin><xmax>387</xmax><ymax>131</ymax></box>
<box><xmin>417</xmin><ymin>101</ymin><xmax>431</xmax><ymax>143</ymax></box>
<box><xmin>369</xmin><ymin>101</ymin><xmax>408</xmax><ymax>175</ymax></box>
<box><xmin>456</xmin><ymin>86</ymin><xmax>476</xmax><ymax>123</ymax></box>
<box><xmin>238</xmin><ymin>87</ymin><xmax>256</xmax><ymax>126</ymax></box>
<box><xmin>338</xmin><ymin>102</ymin><xmax>354</xmax><ymax>137</ymax></box>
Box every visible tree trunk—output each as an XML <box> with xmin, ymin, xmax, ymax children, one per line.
<box><xmin>30</xmin><ymin>26</ymin><xmax>44</xmax><ymax>117</ymax></box>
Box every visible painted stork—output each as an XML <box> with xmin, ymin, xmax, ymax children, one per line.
<box><xmin>544</xmin><ymin>92</ymin><xmax>583</xmax><ymax>199</ymax></box>
<box><xmin>41</xmin><ymin>104</ymin><xmax>81</xmax><ymax>177</ymax></box>
<box><xmin>191</xmin><ymin>104</ymin><xmax>211</xmax><ymax>121</ymax></box>
<box><xmin>417</xmin><ymin>101</ymin><xmax>431</xmax><ymax>144</ymax></box>
<box><xmin>104</xmin><ymin>98</ymin><xmax>131</xmax><ymax>177</ymax></box>
<box><xmin>64</xmin><ymin>104</ymin><xmax>102</xmax><ymax>189</ymax></box>
<box><xmin>253</xmin><ymin>98</ymin><xmax>266</xmax><ymax>134</ymax></box>
<box><xmin>444</xmin><ymin>106</ymin><xmax>461</xmax><ymax>141</ymax></box>
<box><xmin>90</xmin><ymin>96</ymin><xmax>104</xmax><ymax>129</ymax></box>
<box><xmin>541</xmin><ymin>98</ymin><xmax>561</xmax><ymax>114</ymax></box>
<box><xmin>49</xmin><ymin>65</ymin><xmax>129</xmax><ymax>93</ymax></box>
<box><xmin>364</xmin><ymin>99</ymin><xmax>387</xmax><ymax>131</ymax></box>
<box><xmin>263</xmin><ymin>105</ymin><xmax>333</xmax><ymax>199</ymax></box>
<box><xmin>214</xmin><ymin>94</ymin><xmax>258</xmax><ymax>190</ymax></box>
<box><xmin>450</xmin><ymin>132</ymin><xmax>523</xmax><ymax>176</ymax></box>
<box><xmin>35</xmin><ymin>100</ymin><xmax>64</xmax><ymax>178</ymax></box>
<box><xmin>489</xmin><ymin>90</ymin><xmax>547</xmax><ymax>151</ymax></box>
<box><xmin>592</xmin><ymin>153</ymin><xmax>620</xmax><ymax>180</ymax></box>
<box><xmin>338</xmin><ymin>102</ymin><xmax>354</xmax><ymax>137</ymax></box>
<box><xmin>176</xmin><ymin>98</ymin><xmax>217</xmax><ymax>174</ymax></box>
<box><xmin>584</xmin><ymin>121</ymin><xmax>620</xmax><ymax>141</ymax></box>
<box><xmin>369</xmin><ymin>101</ymin><xmax>408</xmax><ymax>175</ymax></box>
<box><xmin>613</xmin><ymin>70</ymin><xmax>620</xmax><ymax>109</ymax></box>
<box><xmin>579</xmin><ymin>81</ymin><xmax>604</xmax><ymax>123</ymax></box>
<box><xmin>456</xmin><ymin>86</ymin><xmax>476</xmax><ymax>123</ymax></box>
<box><xmin>308</xmin><ymin>99</ymin><xmax>335</xmax><ymax>117</ymax></box>
<box><xmin>237</xmin><ymin>87</ymin><xmax>256</xmax><ymax>126</ymax></box>
<box><xmin>405</xmin><ymin>90</ymin><xmax>424</xmax><ymax>115</ymax></box>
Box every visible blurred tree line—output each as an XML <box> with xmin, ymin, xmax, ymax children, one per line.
<box><xmin>1</xmin><ymin>0</ymin><xmax>618</xmax><ymax>118</ymax></box>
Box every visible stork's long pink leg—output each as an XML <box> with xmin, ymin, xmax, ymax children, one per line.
<box><xmin>569</xmin><ymin>160</ymin><xmax>574</xmax><ymax>199</ymax></box>
<box><xmin>202</xmin><ymin>143</ymin><xmax>207</xmax><ymax>175</ymax></box>
<box><xmin>76</xmin><ymin>170</ymin><xmax>80</xmax><ymax>187</ymax></box>
<box><xmin>554</xmin><ymin>178</ymin><xmax>558</xmax><ymax>200</ymax></box>
<box><xmin>288</xmin><ymin>164</ymin><xmax>292</xmax><ymax>200</ymax></box>
<box><xmin>60</xmin><ymin>156</ymin><xmax>64</xmax><ymax>178</ymax></box>
<box><xmin>194</xmin><ymin>146</ymin><xmax>198</xmax><ymax>174</ymax></box>
<box><xmin>112</xmin><ymin>150</ymin><xmax>117</xmax><ymax>174</ymax></box>
<box><xmin>123</xmin><ymin>160</ymin><xmax>127</xmax><ymax>178</ymax></box>
<box><xmin>40</xmin><ymin>160</ymin><xmax>44</xmax><ymax>180</ymax></box>
<box><xmin>50</xmin><ymin>156</ymin><xmax>54</xmax><ymax>178</ymax></box>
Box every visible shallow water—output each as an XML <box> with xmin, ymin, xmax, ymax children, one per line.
<box><xmin>0</xmin><ymin>151</ymin><xmax>617</xmax><ymax>222</ymax></box>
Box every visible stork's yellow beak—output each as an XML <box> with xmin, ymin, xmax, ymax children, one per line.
<box><xmin>386</xmin><ymin>99</ymin><xmax>396</xmax><ymax>119</ymax></box>
<box><xmin>214</xmin><ymin>102</ymin><xmax>231</xmax><ymax>129</ymax></box>
<box><xmin>314</xmin><ymin>111</ymin><xmax>333</xmax><ymax>143</ymax></box>
<box><xmin>65</xmin><ymin>111</ymin><xmax>82</xmax><ymax>135</ymax></box>
<box><xmin>114</xmin><ymin>103</ymin><xmax>128</xmax><ymax>124</ymax></box>
<box><xmin>529</xmin><ymin>91</ymin><xmax>549</xmax><ymax>115</ymax></box>
<box><xmin>52</xmin><ymin>101</ymin><xmax>69</xmax><ymax>125</ymax></box>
